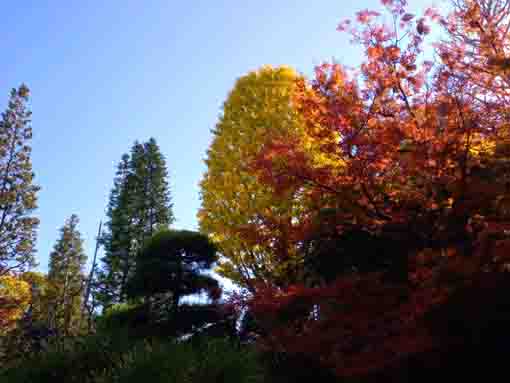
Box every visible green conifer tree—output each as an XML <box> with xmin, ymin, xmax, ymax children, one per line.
<box><xmin>0</xmin><ymin>85</ymin><xmax>40</xmax><ymax>275</ymax></box>
<box><xmin>142</xmin><ymin>138</ymin><xmax>174</xmax><ymax>236</ymax></box>
<box><xmin>47</xmin><ymin>214</ymin><xmax>87</xmax><ymax>335</ymax></box>
<box><xmin>97</xmin><ymin>154</ymin><xmax>133</xmax><ymax>306</ymax></box>
<box><xmin>98</xmin><ymin>138</ymin><xmax>173</xmax><ymax>307</ymax></box>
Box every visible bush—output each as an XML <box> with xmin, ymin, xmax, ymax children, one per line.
<box><xmin>0</xmin><ymin>332</ymin><xmax>263</xmax><ymax>383</ymax></box>
<box><xmin>96</xmin><ymin>303</ymin><xmax>148</xmax><ymax>334</ymax></box>
<box><xmin>110</xmin><ymin>338</ymin><xmax>262</xmax><ymax>383</ymax></box>
<box><xmin>0</xmin><ymin>329</ymin><xmax>132</xmax><ymax>383</ymax></box>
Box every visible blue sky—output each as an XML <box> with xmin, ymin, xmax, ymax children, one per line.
<box><xmin>0</xmin><ymin>0</ymin><xmax>437</xmax><ymax>277</ymax></box>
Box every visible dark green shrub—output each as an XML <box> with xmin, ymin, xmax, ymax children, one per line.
<box><xmin>0</xmin><ymin>334</ymin><xmax>263</xmax><ymax>383</ymax></box>
<box><xmin>96</xmin><ymin>303</ymin><xmax>148</xmax><ymax>334</ymax></box>
<box><xmin>0</xmin><ymin>329</ymin><xmax>132</xmax><ymax>383</ymax></box>
<box><xmin>103</xmin><ymin>338</ymin><xmax>262</xmax><ymax>383</ymax></box>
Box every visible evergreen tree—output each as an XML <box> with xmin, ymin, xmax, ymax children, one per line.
<box><xmin>128</xmin><ymin>141</ymin><xmax>148</xmax><ymax>252</ymax></box>
<box><xmin>47</xmin><ymin>214</ymin><xmax>87</xmax><ymax>336</ymax></box>
<box><xmin>0</xmin><ymin>85</ymin><xmax>40</xmax><ymax>275</ymax></box>
<box><xmin>128</xmin><ymin>138</ymin><xmax>174</xmax><ymax>246</ymax></box>
<box><xmin>98</xmin><ymin>138</ymin><xmax>173</xmax><ymax>307</ymax></box>
<box><xmin>140</xmin><ymin>138</ymin><xmax>174</xmax><ymax>238</ymax></box>
<box><xmin>127</xmin><ymin>230</ymin><xmax>219</xmax><ymax>320</ymax></box>
<box><xmin>97</xmin><ymin>154</ymin><xmax>133</xmax><ymax>306</ymax></box>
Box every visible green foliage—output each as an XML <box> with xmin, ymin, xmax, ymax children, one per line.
<box><xmin>0</xmin><ymin>333</ymin><xmax>263</xmax><ymax>383</ymax></box>
<box><xmin>128</xmin><ymin>229</ymin><xmax>218</xmax><ymax>301</ymax></box>
<box><xmin>96</xmin><ymin>154</ymin><xmax>132</xmax><ymax>307</ymax></box>
<box><xmin>110</xmin><ymin>338</ymin><xmax>262</xmax><ymax>383</ymax></box>
<box><xmin>170</xmin><ymin>303</ymin><xmax>237</xmax><ymax>339</ymax></box>
<box><xmin>96</xmin><ymin>231</ymin><xmax>223</xmax><ymax>339</ymax></box>
<box><xmin>131</xmin><ymin>138</ymin><xmax>174</xmax><ymax>235</ymax></box>
<box><xmin>95</xmin><ymin>302</ymin><xmax>147</xmax><ymax>333</ymax></box>
<box><xmin>0</xmin><ymin>85</ymin><xmax>40</xmax><ymax>275</ymax></box>
<box><xmin>47</xmin><ymin>214</ymin><xmax>87</xmax><ymax>336</ymax></box>
<box><xmin>0</xmin><ymin>330</ymin><xmax>131</xmax><ymax>383</ymax></box>
<box><xmin>98</xmin><ymin>138</ymin><xmax>174</xmax><ymax>307</ymax></box>
<box><xmin>97</xmin><ymin>300</ymin><xmax>237</xmax><ymax>341</ymax></box>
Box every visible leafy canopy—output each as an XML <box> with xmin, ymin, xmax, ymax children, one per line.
<box><xmin>199</xmin><ymin>65</ymin><xmax>339</xmax><ymax>289</ymax></box>
<box><xmin>0</xmin><ymin>274</ymin><xmax>30</xmax><ymax>335</ymax></box>
<box><xmin>239</xmin><ymin>0</ymin><xmax>510</xmax><ymax>378</ymax></box>
<box><xmin>128</xmin><ymin>230</ymin><xmax>220</xmax><ymax>307</ymax></box>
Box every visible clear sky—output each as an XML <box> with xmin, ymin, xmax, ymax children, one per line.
<box><xmin>0</xmin><ymin>0</ymin><xmax>437</xmax><ymax>275</ymax></box>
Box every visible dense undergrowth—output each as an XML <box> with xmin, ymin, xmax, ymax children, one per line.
<box><xmin>0</xmin><ymin>330</ymin><xmax>263</xmax><ymax>383</ymax></box>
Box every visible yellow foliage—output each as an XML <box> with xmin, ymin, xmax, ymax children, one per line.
<box><xmin>199</xmin><ymin>66</ymin><xmax>321</xmax><ymax>287</ymax></box>
<box><xmin>20</xmin><ymin>271</ymin><xmax>51</xmax><ymax>324</ymax></box>
<box><xmin>0</xmin><ymin>275</ymin><xmax>31</xmax><ymax>334</ymax></box>
<box><xmin>467</xmin><ymin>133</ymin><xmax>497</xmax><ymax>158</ymax></box>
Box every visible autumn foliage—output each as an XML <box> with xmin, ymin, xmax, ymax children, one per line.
<box><xmin>199</xmin><ymin>66</ymin><xmax>324</xmax><ymax>289</ymax></box>
<box><xmin>4</xmin><ymin>0</ymin><xmax>510</xmax><ymax>380</ymax></box>
<box><xmin>218</xmin><ymin>0</ymin><xmax>510</xmax><ymax>379</ymax></box>
<box><xmin>0</xmin><ymin>274</ymin><xmax>30</xmax><ymax>335</ymax></box>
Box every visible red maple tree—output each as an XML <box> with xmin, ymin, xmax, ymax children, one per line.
<box><xmin>240</xmin><ymin>0</ymin><xmax>510</xmax><ymax>379</ymax></box>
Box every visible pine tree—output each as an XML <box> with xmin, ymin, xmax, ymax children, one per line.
<box><xmin>47</xmin><ymin>214</ymin><xmax>87</xmax><ymax>336</ymax></box>
<box><xmin>0</xmin><ymin>85</ymin><xmax>40</xmax><ymax>275</ymax></box>
<box><xmin>127</xmin><ymin>230</ymin><xmax>219</xmax><ymax>324</ymax></box>
<box><xmin>98</xmin><ymin>138</ymin><xmax>173</xmax><ymax>307</ymax></box>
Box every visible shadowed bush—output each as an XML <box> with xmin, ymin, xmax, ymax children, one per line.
<box><xmin>0</xmin><ymin>331</ymin><xmax>262</xmax><ymax>383</ymax></box>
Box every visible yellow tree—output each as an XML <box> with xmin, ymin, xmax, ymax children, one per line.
<box><xmin>199</xmin><ymin>66</ymin><xmax>333</xmax><ymax>289</ymax></box>
<box><xmin>20</xmin><ymin>271</ymin><xmax>51</xmax><ymax>326</ymax></box>
<box><xmin>0</xmin><ymin>274</ymin><xmax>30</xmax><ymax>335</ymax></box>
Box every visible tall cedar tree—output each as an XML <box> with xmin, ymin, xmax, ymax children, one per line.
<box><xmin>96</xmin><ymin>154</ymin><xmax>132</xmax><ymax>307</ymax></box>
<box><xmin>0</xmin><ymin>85</ymin><xmax>39</xmax><ymax>276</ymax></box>
<box><xmin>47</xmin><ymin>214</ymin><xmax>87</xmax><ymax>336</ymax></box>
<box><xmin>98</xmin><ymin>138</ymin><xmax>173</xmax><ymax>307</ymax></box>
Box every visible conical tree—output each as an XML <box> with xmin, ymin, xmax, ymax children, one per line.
<box><xmin>143</xmin><ymin>137</ymin><xmax>174</xmax><ymax>236</ymax></box>
<box><xmin>128</xmin><ymin>141</ymin><xmax>147</xmax><ymax>252</ymax></box>
<box><xmin>128</xmin><ymin>138</ymin><xmax>174</xmax><ymax>247</ymax></box>
<box><xmin>97</xmin><ymin>154</ymin><xmax>133</xmax><ymax>307</ymax></box>
<box><xmin>0</xmin><ymin>85</ymin><xmax>40</xmax><ymax>275</ymax></box>
<box><xmin>47</xmin><ymin>214</ymin><xmax>87</xmax><ymax>335</ymax></box>
<box><xmin>99</xmin><ymin>138</ymin><xmax>173</xmax><ymax>306</ymax></box>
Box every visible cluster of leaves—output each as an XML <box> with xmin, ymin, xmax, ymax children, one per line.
<box><xmin>128</xmin><ymin>230</ymin><xmax>219</xmax><ymax>305</ymax></box>
<box><xmin>199</xmin><ymin>65</ymin><xmax>334</xmax><ymax>289</ymax></box>
<box><xmin>97</xmin><ymin>301</ymin><xmax>235</xmax><ymax>341</ymax></box>
<box><xmin>0</xmin><ymin>274</ymin><xmax>30</xmax><ymax>335</ymax></box>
